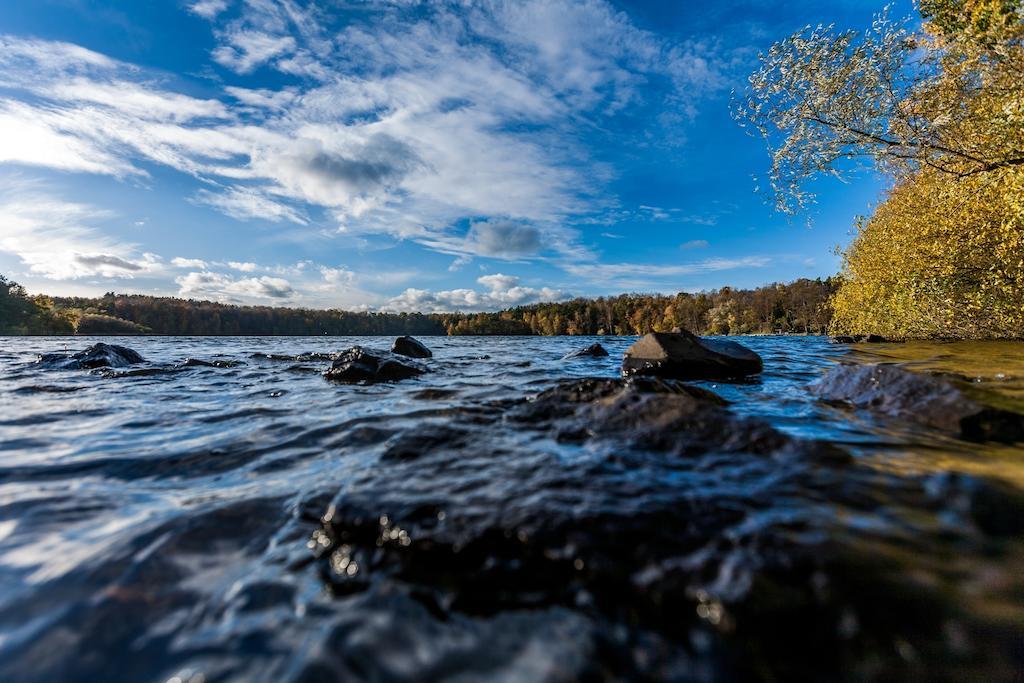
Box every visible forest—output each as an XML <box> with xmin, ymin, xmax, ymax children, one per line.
<box><xmin>0</xmin><ymin>276</ymin><xmax>74</xmax><ymax>335</ymax></box>
<box><xmin>0</xmin><ymin>275</ymin><xmax>835</xmax><ymax>337</ymax></box>
<box><xmin>438</xmin><ymin>278</ymin><xmax>836</xmax><ymax>336</ymax></box>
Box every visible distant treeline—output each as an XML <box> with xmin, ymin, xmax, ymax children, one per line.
<box><xmin>1</xmin><ymin>274</ymin><xmax>836</xmax><ymax>336</ymax></box>
<box><xmin>49</xmin><ymin>293</ymin><xmax>445</xmax><ymax>336</ymax></box>
<box><xmin>439</xmin><ymin>277</ymin><xmax>837</xmax><ymax>335</ymax></box>
<box><xmin>0</xmin><ymin>276</ymin><xmax>75</xmax><ymax>335</ymax></box>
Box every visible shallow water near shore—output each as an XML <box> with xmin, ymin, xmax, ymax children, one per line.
<box><xmin>0</xmin><ymin>335</ymin><xmax>1022</xmax><ymax>682</ymax></box>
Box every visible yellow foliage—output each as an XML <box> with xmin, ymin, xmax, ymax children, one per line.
<box><xmin>831</xmin><ymin>166</ymin><xmax>1024</xmax><ymax>338</ymax></box>
<box><xmin>830</xmin><ymin>1</ymin><xmax>1023</xmax><ymax>339</ymax></box>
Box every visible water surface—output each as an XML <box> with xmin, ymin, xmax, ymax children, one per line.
<box><xmin>0</xmin><ymin>335</ymin><xmax>1021</xmax><ymax>682</ymax></box>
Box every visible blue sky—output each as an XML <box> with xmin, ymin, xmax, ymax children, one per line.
<box><xmin>0</xmin><ymin>0</ymin><xmax>911</xmax><ymax>311</ymax></box>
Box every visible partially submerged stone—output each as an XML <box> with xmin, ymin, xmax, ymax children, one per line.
<box><xmin>810</xmin><ymin>363</ymin><xmax>1024</xmax><ymax>442</ymax></box>
<box><xmin>513</xmin><ymin>377</ymin><xmax>847</xmax><ymax>462</ymax></box>
<box><xmin>324</xmin><ymin>346</ymin><xmax>425</xmax><ymax>384</ymax></box>
<box><xmin>313</xmin><ymin>380</ymin><xmax>854</xmax><ymax>621</ymax></box>
<box><xmin>562</xmin><ymin>343</ymin><xmax>609</xmax><ymax>359</ymax></box>
<box><xmin>304</xmin><ymin>377</ymin><xmax>1024</xmax><ymax>680</ymax></box>
<box><xmin>391</xmin><ymin>336</ymin><xmax>433</xmax><ymax>359</ymax></box>
<box><xmin>621</xmin><ymin>331</ymin><xmax>763</xmax><ymax>380</ymax></box>
<box><xmin>179</xmin><ymin>358</ymin><xmax>241</xmax><ymax>368</ymax></box>
<box><xmin>37</xmin><ymin>343</ymin><xmax>145</xmax><ymax>370</ymax></box>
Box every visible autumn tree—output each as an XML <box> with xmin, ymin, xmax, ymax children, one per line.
<box><xmin>736</xmin><ymin>0</ymin><xmax>1024</xmax><ymax>338</ymax></box>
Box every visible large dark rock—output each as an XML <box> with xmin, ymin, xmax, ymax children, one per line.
<box><xmin>562</xmin><ymin>343</ymin><xmax>609</xmax><ymax>359</ymax></box>
<box><xmin>810</xmin><ymin>363</ymin><xmax>1024</xmax><ymax>442</ymax></box>
<box><xmin>37</xmin><ymin>343</ymin><xmax>145</xmax><ymax>370</ymax></box>
<box><xmin>391</xmin><ymin>336</ymin><xmax>432</xmax><ymax>359</ymax></box>
<box><xmin>324</xmin><ymin>346</ymin><xmax>426</xmax><ymax>384</ymax></box>
<box><xmin>303</xmin><ymin>377</ymin><xmax>1019</xmax><ymax>681</ymax></box>
<box><xmin>512</xmin><ymin>377</ymin><xmax>847</xmax><ymax>462</ymax></box>
<box><xmin>621</xmin><ymin>331</ymin><xmax>763</xmax><ymax>380</ymax></box>
<box><xmin>312</xmin><ymin>379</ymin><xmax>854</xmax><ymax>646</ymax></box>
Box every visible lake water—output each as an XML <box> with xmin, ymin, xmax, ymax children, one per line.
<box><xmin>0</xmin><ymin>335</ymin><xmax>1022</xmax><ymax>682</ymax></box>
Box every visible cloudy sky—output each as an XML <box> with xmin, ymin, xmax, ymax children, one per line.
<box><xmin>0</xmin><ymin>0</ymin><xmax>909</xmax><ymax>312</ymax></box>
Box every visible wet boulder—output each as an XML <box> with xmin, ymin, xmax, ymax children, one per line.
<box><xmin>391</xmin><ymin>336</ymin><xmax>433</xmax><ymax>359</ymax></box>
<box><xmin>37</xmin><ymin>343</ymin><xmax>145</xmax><ymax>370</ymax></box>
<box><xmin>311</xmin><ymin>384</ymin><xmax>833</xmax><ymax>605</ymax></box>
<box><xmin>810</xmin><ymin>363</ymin><xmax>1024</xmax><ymax>443</ymax></box>
<box><xmin>324</xmin><ymin>346</ymin><xmax>426</xmax><ymax>384</ymax></box>
<box><xmin>305</xmin><ymin>381</ymin><xmax>965</xmax><ymax>681</ymax></box>
<box><xmin>562</xmin><ymin>343</ymin><xmax>609</xmax><ymax>359</ymax></box>
<box><xmin>621</xmin><ymin>331</ymin><xmax>763</xmax><ymax>380</ymax></box>
<box><xmin>512</xmin><ymin>377</ymin><xmax>847</xmax><ymax>462</ymax></box>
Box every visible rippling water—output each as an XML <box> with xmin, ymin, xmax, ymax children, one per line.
<box><xmin>0</xmin><ymin>335</ymin><xmax>1022</xmax><ymax>682</ymax></box>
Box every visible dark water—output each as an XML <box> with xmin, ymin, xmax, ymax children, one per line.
<box><xmin>0</xmin><ymin>335</ymin><xmax>1022</xmax><ymax>682</ymax></box>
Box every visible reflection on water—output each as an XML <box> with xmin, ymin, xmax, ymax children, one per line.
<box><xmin>0</xmin><ymin>335</ymin><xmax>1021</xmax><ymax>682</ymax></box>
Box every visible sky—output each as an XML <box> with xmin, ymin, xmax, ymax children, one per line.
<box><xmin>0</xmin><ymin>0</ymin><xmax>913</xmax><ymax>312</ymax></box>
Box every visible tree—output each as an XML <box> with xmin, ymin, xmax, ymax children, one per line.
<box><xmin>831</xmin><ymin>166</ymin><xmax>1023</xmax><ymax>338</ymax></box>
<box><xmin>736</xmin><ymin>1</ymin><xmax>1023</xmax><ymax>339</ymax></box>
<box><xmin>734</xmin><ymin>3</ymin><xmax>1024</xmax><ymax>213</ymax></box>
<box><xmin>0</xmin><ymin>276</ymin><xmax>74</xmax><ymax>334</ymax></box>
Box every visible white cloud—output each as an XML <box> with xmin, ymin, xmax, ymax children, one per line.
<box><xmin>175</xmin><ymin>271</ymin><xmax>295</xmax><ymax>301</ymax></box>
<box><xmin>172</xmin><ymin>257</ymin><xmax>208</xmax><ymax>269</ymax></box>
<box><xmin>0</xmin><ymin>2</ymin><xmax>743</xmax><ymax>296</ymax></box>
<box><xmin>0</xmin><ymin>35</ymin><xmax>115</xmax><ymax>79</ymax></box>
<box><xmin>50</xmin><ymin>79</ymin><xmax>229</xmax><ymax>123</ymax></box>
<box><xmin>680</xmin><ymin>239</ymin><xmax>710</xmax><ymax>250</ymax></box>
<box><xmin>226</xmin><ymin>261</ymin><xmax>257</xmax><ymax>272</ymax></box>
<box><xmin>560</xmin><ymin>257</ymin><xmax>771</xmax><ymax>290</ymax></box>
<box><xmin>225</xmin><ymin>85</ymin><xmax>297</xmax><ymax>109</ymax></box>
<box><xmin>189</xmin><ymin>0</ymin><xmax>230</xmax><ymax>20</ymax></box>
<box><xmin>193</xmin><ymin>187</ymin><xmax>308</xmax><ymax>224</ymax></box>
<box><xmin>0</xmin><ymin>104</ymin><xmax>137</xmax><ymax>177</ymax></box>
<box><xmin>384</xmin><ymin>273</ymin><xmax>568</xmax><ymax>312</ymax></box>
<box><xmin>319</xmin><ymin>266</ymin><xmax>355</xmax><ymax>284</ymax></box>
<box><xmin>0</xmin><ymin>177</ymin><xmax>159</xmax><ymax>279</ymax></box>
<box><xmin>212</xmin><ymin>31</ymin><xmax>296</xmax><ymax>73</ymax></box>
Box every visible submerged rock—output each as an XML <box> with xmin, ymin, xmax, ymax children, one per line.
<box><xmin>621</xmin><ymin>331</ymin><xmax>763</xmax><ymax>380</ymax></box>
<box><xmin>303</xmin><ymin>376</ymin><xmax>1023</xmax><ymax>681</ymax></box>
<box><xmin>310</xmin><ymin>383</ymin><xmax>849</xmax><ymax>655</ymax></box>
<box><xmin>324</xmin><ymin>346</ymin><xmax>426</xmax><ymax>384</ymax></box>
<box><xmin>37</xmin><ymin>343</ymin><xmax>145</xmax><ymax>370</ymax></box>
<box><xmin>179</xmin><ymin>358</ymin><xmax>241</xmax><ymax>368</ymax></box>
<box><xmin>391</xmin><ymin>336</ymin><xmax>433</xmax><ymax>359</ymax></box>
<box><xmin>512</xmin><ymin>377</ymin><xmax>847</xmax><ymax>462</ymax></box>
<box><xmin>810</xmin><ymin>363</ymin><xmax>1024</xmax><ymax>442</ymax></box>
<box><xmin>562</xmin><ymin>343</ymin><xmax>609</xmax><ymax>359</ymax></box>
<box><xmin>251</xmin><ymin>351</ymin><xmax>338</xmax><ymax>362</ymax></box>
